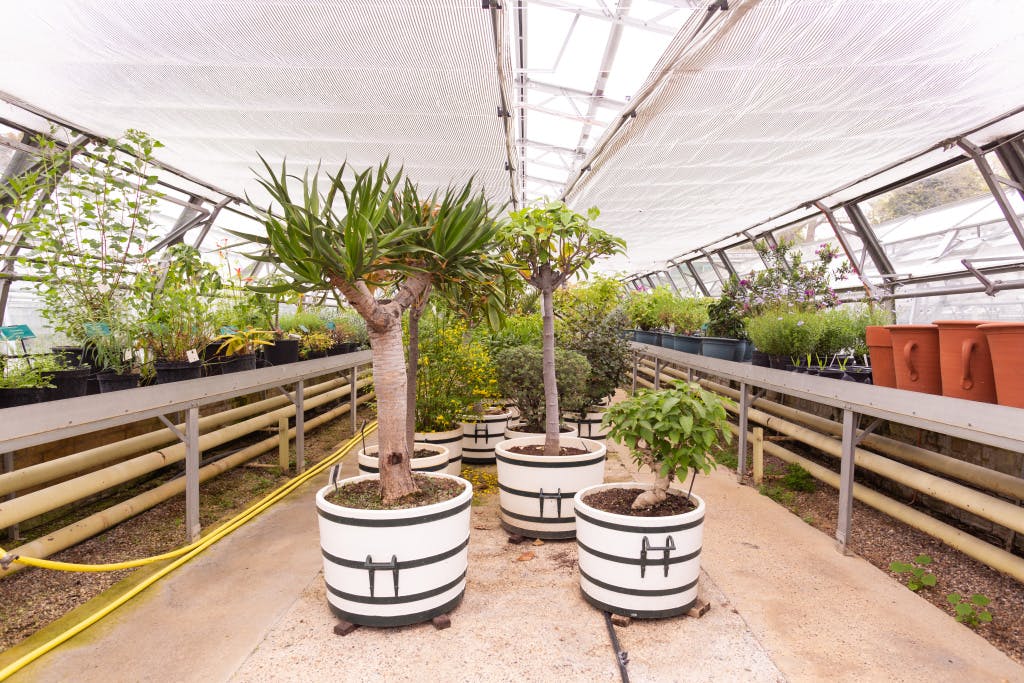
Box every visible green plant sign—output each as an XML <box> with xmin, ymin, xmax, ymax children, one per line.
<box><xmin>83</xmin><ymin>322</ymin><xmax>112</xmax><ymax>337</ymax></box>
<box><xmin>0</xmin><ymin>325</ymin><xmax>35</xmax><ymax>341</ymax></box>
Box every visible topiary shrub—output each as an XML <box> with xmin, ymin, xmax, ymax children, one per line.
<box><xmin>495</xmin><ymin>345</ymin><xmax>589</xmax><ymax>432</ymax></box>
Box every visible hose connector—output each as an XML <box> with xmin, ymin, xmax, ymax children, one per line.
<box><xmin>1</xmin><ymin>552</ymin><xmax>19</xmax><ymax>571</ymax></box>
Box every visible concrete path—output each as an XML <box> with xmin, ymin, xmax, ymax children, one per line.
<box><xmin>8</xmin><ymin>438</ymin><xmax>1023</xmax><ymax>682</ymax></box>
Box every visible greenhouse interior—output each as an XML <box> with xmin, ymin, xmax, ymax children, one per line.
<box><xmin>1</xmin><ymin>0</ymin><xmax>1024</xmax><ymax>680</ymax></box>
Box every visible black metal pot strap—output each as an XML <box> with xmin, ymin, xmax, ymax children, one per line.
<box><xmin>640</xmin><ymin>535</ymin><xmax>676</xmax><ymax>578</ymax></box>
<box><xmin>364</xmin><ymin>555</ymin><xmax>399</xmax><ymax>597</ymax></box>
<box><xmin>538</xmin><ymin>488</ymin><xmax>563</xmax><ymax>518</ymax></box>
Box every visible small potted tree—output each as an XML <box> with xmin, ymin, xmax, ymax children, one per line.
<box><xmin>493</xmin><ymin>201</ymin><xmax>624</xmax><ymax>539</ymax></box>
<box><xmin>239</xmin><ymin>158</ymin><xmax>501</xmax><ymax>627</ymax></box>
<box><xmin>574</xmin><ymin>381</ymin><xmax>732</xmax><ymax>618</ymax></box>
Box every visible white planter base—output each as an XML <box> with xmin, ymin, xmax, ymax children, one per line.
<box><xmin>414</xmin><ymin>427</ymin><xmax>464</xmax><ymax>475</ymax></box>
<box><xmin>563</xmin><ymin>407</ymin><xmax>609</xmax><ymax>441</ymax></box>
<box><xmin>357</xmin><ymin>443</ymin><xmax>449</xmax><ymax>475</ymax></box>
<box><xmin>574</xmin><ymin>482</ymin><xmax>704</xmax><ymax>619</ymax></box>
<box><xmin>494</xmin><ymin>435</ymin><xmax>606</xmax><ymax>540</ymax></box>
<box><xmin>461</xmin><ymin>409</ymin><xmax>513</xmax><ymax>465</ymax></box>
<box><xmin>316</xmin><ymin>472</ymin><xmax>472</xmax><ymax>627</ymax></box>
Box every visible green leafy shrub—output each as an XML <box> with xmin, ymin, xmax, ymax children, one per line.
<box><xmin>415</xmin><ymin>319</ymin><xmax>497</xmax><ymax>432</ymax></box>
<box><xmin>744</xmin><ymin>306</ymin><xmax>824</xmax><ymax>361</ymax></box>
<box><xmin>478</xmin><ymin>313</ymin><xmax>543</xmax><ymax>358</ymax></box>
<box><xmin>278</xmin><ymin>310</ymin><xmax>327</xmax><ymax>334</ymax></box>
<box><xmin>603</xmin><ymin>381</ymin><xmax>732</xmax><ymax>509</ymax></box>
<box><xmin>889</xmin><ymin>555</ymin><xmax>937</xmax><ymax>591</ymax></box>
<box><xmin>495</xmin><ymin>345</ymin><xmax>589</xmax><ymax>433</ymax></box>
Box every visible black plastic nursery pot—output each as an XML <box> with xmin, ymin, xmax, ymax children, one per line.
<box><xmin>154</xmin><ymin>360</ymin><xmax>204</xmax><ymax>384</ymax></box>
<box><xmin>635</xmin><ymin>330</ymin><xmax>658</xmax><ymax>345</ymax></box>
<box><xmin>96</xmin><ymin>372</ymin><xmax>140</xmax><ymax>393</ymax></box>
<box><xmin>672</xmin><ymin>335</ymin><xmax>701</xmax><ymax>354</ymax></box>
<box><xmin>0</xmin><ymin>387</ymin><xmax>45</xmax><ymax>408</ymax></box>
<box><xmin>220</xmin><ymin>353</ymin><xmax>257</xmax><ymax>374</ymax></box>
<box><xmin>42</xmin><ymin>367</ymin><xmax>91</xmax><ymax>400</ymax></box>
<box><xmin>51</xmin><ymin>345</ymin><xmax>85</xmax><ymax>368</ymax></box>
<box><xmin>263</xmin><ymin>338</ymin><xmax>300</xmax><ymax>365</ymax></box>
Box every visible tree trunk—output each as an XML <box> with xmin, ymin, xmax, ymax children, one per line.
<box><xmin>405</xmin><ymin>289</ymin><xmax>429</xmax><ymax>453</ymax></box>
<box><xmin>367</xmin><ymin>316</ymin><xmax>419</xmax><ymax>503</ymax></box>
<box><xmin>539</xmin><ymin>266</ymin><xmax>560</xmax><ymax>456</ymax></box>
<box><xmin>631</xmin><ymin>453</ymin><xmax>671</xmax><ymax>509</ymax></box>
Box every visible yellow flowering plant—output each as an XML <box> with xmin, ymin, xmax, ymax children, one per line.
<box><xmin>413</xmin><ymin>319</ymin><xmax>498</xmax><ymax>433</ymax></box>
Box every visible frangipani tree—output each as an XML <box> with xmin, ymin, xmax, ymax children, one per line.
<box><xmin>501</xmin><ymin>201</ymin><xmax>625</xmax><ymax>455</ymax></box>
<box><xmin>241</xmin><ymin>159</ymin><xmax>502</xmax><ymax>502</ymax></box>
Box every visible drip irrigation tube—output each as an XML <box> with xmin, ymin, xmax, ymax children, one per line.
<box><xmin>603</xmin><ymin>611</ymin><xmax>631</xmax><ymax>683</ymax></box>
<box><xmin>0</xmin><ymin>422</ymin><xmax>377</xmax><ymax>681</ymax></box>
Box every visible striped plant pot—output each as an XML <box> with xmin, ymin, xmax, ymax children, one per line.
<box><xmin>460</xmin><ymin>409</ymin><xmax>513</xmax><ymax>465</ymax></box>
<box><xmin>504</xmin><ymin>421</ymin><xmax>578</xmax><ymax>440</ymax></box>
<box><xmin>414</xmin><ymin>427</ymin><xmax>464</xmax><ymax>475</ymax></box>
<box><xmin>574</xmin><ymin>482</ymin><xmax>704</xmax><ymax>619</ymax></box>
<box><xmin>316</xmin><ymin>471</ymin><xmax>472</xmax><ymax>627</ymax></box>
<box><xmin>562</xmin><ymin>407</ymin><xmax>608</xmax><ymax>441</ymax></box>
<box><xmin>358</xmin><ymin>443</ymin><xmax>449</xmax><ymax>475</ymax></box>
<box><xmin>494</xmin><ymin>436</ymin><xmax>606</xmax><ymax>539</ymax></box>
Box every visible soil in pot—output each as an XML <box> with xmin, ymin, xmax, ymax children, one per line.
<box><xmin>323</xmin><ymin>473</ymin><xmax>464</xmax><ymax>510</ymax></box>
<box><xmin>582</xmin><ymin>487</ymin><xmax>697</xmax><ymax>516</ymax></box>
<box><xmin>505</xmin><ymin>443</ymin><xmax>590</xmax><ymax>456</ymax></box>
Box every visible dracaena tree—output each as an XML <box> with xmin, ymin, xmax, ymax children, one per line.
<box><xmin>500</xmin><ymin>201</ymin><xmax>625</xmax><ymax>455</ymax></box>
<box><xmin>240</xmin><ymin>159</ymin><xmax>502</xmax><ymax>503</ymax></box>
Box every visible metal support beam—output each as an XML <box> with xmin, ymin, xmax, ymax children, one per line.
<box><xmin>156</xmin><ymin>415</ymin><xmax>187</xmax><ymax>444</ymax></box>
<box><xmin>854</xmin><ymin>417</ymin><xmax>885</xmax><ymax>447</ymax></box>
<box><xmin>573</xmin><ymin>0</ymin><xmax>630</xmax><ymax>153</ymax></box>
<box><xmin>836</xmin><ymin>409</ymin><xmax>857</xmax><ymax>552</ymax></box>
<box><xmin>685</xmin><ymin>261</ymin><xmax>711</xmax><ymax>296</ymax></box>
<box><xmin>653</xmin><ymin>357</ymin><xmax>662</xmax><ymax>390</ymax></box>
<box><xmin>843</xmin><ymin>202</ymin><xmax>897</xmax><ymax>288</ymax></box>
<box><xmin>958</xmin><ymin>138</ymin><xmax>1024</xmax><ymax>251</ymax></box>
<box><xmin>529</xmin><ymin>0</ymin><xmax>678</xmax><ymax>35</ymax></box>
<box><xmin>191</xmin><ymin>197</ymin><xmax>233</xmax><ymax>250</ymax></box>
<box><xmin>294</xmin><ymin>380</ymin><xmax>305</xmax><ymax>474</ymax></box>
<box><xmin>737</xmin><ymin>383</ymin><xmax>749</xmax><ymax>483</ymax></box>
<box><xmin>185</xmin><ymin>405</ymin><xmax>201</xmax><ymax>542</ymax></box>
<box><xmin>814</xmin><ymin>201</ymin><xmax>877</xmax><ymax>299</ymax></box>
<box><xmin>524</xmin><ymin>78</ymin><xmax>626</xmax><ymax>109</ymax></box>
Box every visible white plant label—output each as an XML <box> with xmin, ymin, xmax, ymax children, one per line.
<box><xmin>96</xmin><ymin>283</ymin><xmax>111</xmax><ymax>294</ymax></box>
<box><xmin>123</xmin><ymin>348</ymin><xmax>133</xmax><ymax>361</ymax></box>
<box><xmin>186</xmin><ymin>349</ymin><xmax>200</xmax><ymax>363</ymax></box>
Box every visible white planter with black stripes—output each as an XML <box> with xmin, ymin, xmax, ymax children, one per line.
<box><xmin>573</xmin><ymin>482</ymin><xmax>704</xmax><ymax>619</ymax></box>
<box><xmin>494</xmin><ymin>435</ymin><xmax>606</xmax><ymax>539</ymax></box>
<box><xmin>316</xmin><ymin>470</ymin><xmax>473</xmax><ymax>627</ymax></box>
<box><xmin>562</xmin><ymin>406</ymin><xmax>609</xmax><ymax>441</ymax></box>
<box><xmin>357</xmin><ymin>443</ymin><xmax>449</xmax><ymax>475</ymax></box>
<box><xmin>503</xmin><ymin>421</ymin><xmax>577</xmax><ymax>440</ymax></box>
<box><xmin>414</xmin><ymin>427</ymin><xmax>464</xmax><ymax>475</ymax></box>
<box><xmin>460</xmin><ymin>408</ymin><xmax>513</xmax><ymax>465</ymax></box>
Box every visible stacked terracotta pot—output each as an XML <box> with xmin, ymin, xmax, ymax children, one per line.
<box><xmin>867</xmin><ymin>321</ymin><xmax>1023</xmax><ymax>408</ymax></box>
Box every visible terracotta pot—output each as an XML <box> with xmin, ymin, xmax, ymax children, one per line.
<box><xmin>933</xmin><ymin>321</ymin><xmax>996</xmax><ymax>403</ymax></box>
<box><xmin>886</xmin><ymin>325</ymin><xmax>941</xmax><ymax>395</ymax></box>
<box><xmin>977</xmin><ymin>322</ymin><xmax>1024</xmax><ymax>409</ymax></box>
<box><xmin>864</xmin><ymin>326</ymin><xmax>896</xmax><ymax>389</ymax></box>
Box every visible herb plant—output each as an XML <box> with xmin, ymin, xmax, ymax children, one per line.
<box><xmin>947</xmin><ymin>592</ymin><xmax>993</xmax><ymax>628</ymax></box>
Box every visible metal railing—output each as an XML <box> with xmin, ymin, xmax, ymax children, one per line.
<box><xmin>0</xmin><ymin>351</ymin><xmax>371</xmax><ymax>542</ymax></box>
<box><xmin>630</xmin><ymin>343</ymin><xmax>1024</xmax><ymax>552</ymax></box>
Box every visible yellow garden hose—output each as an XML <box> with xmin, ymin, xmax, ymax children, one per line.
<box><xmin>0</xmin><ymin>422</ymin><xmax>376</xmax><ymax>681</ymax></box>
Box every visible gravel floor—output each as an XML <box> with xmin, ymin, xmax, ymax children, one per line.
<box><xmin>751</xmin><ymin>452</ymin><xmax>1024</xmax><ymax>666</ymax></box>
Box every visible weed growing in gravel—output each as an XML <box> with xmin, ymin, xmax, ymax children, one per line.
<box><xmin>889</xmin><ymin>554</ymin><xmax>937</xmax><ymax>591</ymax></box>
<box><xmin>780</xmin><ymin>463</ymin><xmax>816</xmax><ymax>492</ymax></box>
<box><xmin>759</xmin><ymin>484</ymin><xmax>795</xmax><ymax>507</ymax></box>
<box><xmin>948</xmin><ymin>592</ymin><xmax>993</xmax><ymax>628</ymax></box>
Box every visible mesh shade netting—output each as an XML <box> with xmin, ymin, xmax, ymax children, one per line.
<box><xmin>565</xmin><ymin>0</ymin><xmax>1024</xmax><ymax>273</ymax></box>
<box><xmin>0</xmin><ymin>1</ymin><xmax>515</xmax><ymax>205</ymax></box>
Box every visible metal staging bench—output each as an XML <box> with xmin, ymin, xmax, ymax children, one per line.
<box><xmin>0</xmin><ymin>351</ymin><xmax>371</xmax><ymax>542</ymax></box>
<box><xmin>630</xmin><ymin>342</ymin><xmax>1024</xmax><ymax>551</ymax></box>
